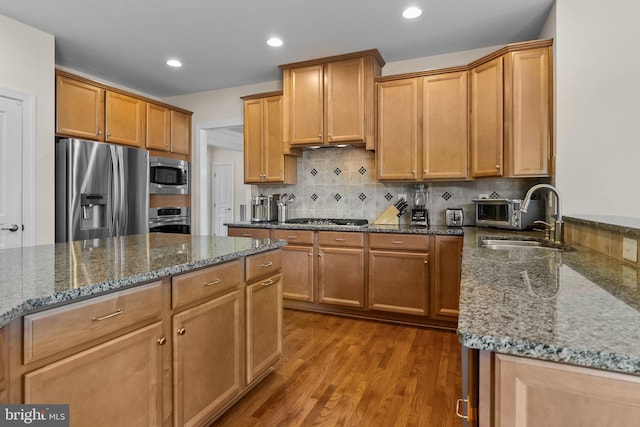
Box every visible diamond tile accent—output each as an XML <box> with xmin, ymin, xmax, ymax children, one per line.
<box><xmin>385</xmin><ymin>192</ymin><xmax>394</xmax><ymax>201</ymax></box>
<box><xmin>358</xmin><ymin>166</ymin><xmax>367</xmax><ymax>175</ymax></box>
<box><xmin>310</xmin><ymin>193</ymin><xmax>318</xmax><ymax>202</ymax></box>
<box><xmin>334</xmin><ymin>193</ymin><xmax>342</xmax><ymax>202</ymax></box>
<box><xmin>490</xmin><ymin>192</ymin><xmax>501</xmax><ymax>199</ymax></box>
<box><xmin>359</xmin><ymin>193</ymin><xmax>367</xmax><ymax>201</ymax></box>
<box><xmin>334</xmin><ymin>167</ymin><xmax>342</xmax><ymax>175</ymax></box>
<box><xmin>442</xmin><ymin>192</ymin><xmax>452</xmax><ymax>201</ymax></box>
<box><xmin>310</xmin><ymin>168</ymin><xmax>318</xmax><ymax>176</ymax></box>
<box><xmin>288</xmin><ymin>194</ymin><xmax>296</xmax><ymax>200</ymax></box>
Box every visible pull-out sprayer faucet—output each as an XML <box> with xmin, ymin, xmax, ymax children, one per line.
<box><xmin>520</xmin><ymin>184</ymin><xmax>563</xmax><ymax>244</ymax></box>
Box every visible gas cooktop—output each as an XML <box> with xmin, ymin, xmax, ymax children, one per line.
<box><xmin>285</xmin><ymin>218</ymin><xmax>368</xmax><ymax>226</ymax></box>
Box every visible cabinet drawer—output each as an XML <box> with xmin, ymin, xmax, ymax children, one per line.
<box><xmin>172</xmin><ymin>260</ymin><xmax>242</xmax><ymax>310</ymax></box>
<box><xmin>24</xmin><ymin>282</ymin><xmax>163</xmax><ymax>364</ymax></box>
<box><xmin>227</xmin><ymin>227</ymin><xmax>270</xmax><ymax>239</ymax></box>
<box><xmin>246</xmin><ymin>250</ymin><xmax>282</xmax><ymax>282</ymax></box>
<box><xmin>369</xmin><ymin>233</ymin><xmax>429</xmax><ymax>251</ymax></box>
<box><xmin>317</xmin><ymin>231</ymin><xmax>364</xmax><ymax>247</ymax></box>
<box><xmin>272</xmin><ymin>229</ymin><xmax>314</xmax><ymax>245</ymax></box>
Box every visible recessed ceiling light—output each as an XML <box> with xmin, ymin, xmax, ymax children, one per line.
<box><xmin>402</xmin><ymin>6</ymin><xmax>423</xmax><ymax>19</ymax></box>
<box><xmin>267</xmin><ymin>37</ymin><xmax>283</xmax><ymax>47</ymax></box>
<box><xmin>166</xmin><ymin>59</ymin><xmax>182</xmax><ymax>68</ymax></box>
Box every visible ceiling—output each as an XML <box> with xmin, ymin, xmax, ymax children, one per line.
<box><xmin>0</xmin><ymin>0</ymin><xmax>554</xmax><ymax>98</ymax></box>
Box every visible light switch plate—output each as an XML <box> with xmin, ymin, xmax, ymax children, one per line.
<box><xmin>622</xmin><ymin>237</ymin><xmax>638</xmax><ymax>262</ymax></box>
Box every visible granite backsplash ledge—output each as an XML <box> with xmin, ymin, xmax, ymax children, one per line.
<box><xmin>254</xmin><ymin>148</ymin><xmax>549</xmax><ymax>225</ymax></box>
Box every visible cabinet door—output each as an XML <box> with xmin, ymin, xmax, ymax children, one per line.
<box><xmin>246</xmin><ymin>274</ymin><xmax>283</xmax><ymax>384</ymax></box>
<box><xmin>325</xmin><ymin>57</ymin><xmax>365</xmax><ymax>143</ymax></box>
<box><xmin>24</xmin><ymin>322</ymin><xmax>165</xmax><ymax>427</ymax></box>
<box><xmin>56</xmin><ymin>75</ymin><xmax>105</xmax><ymax>140</ymax></box>
<box><xmin>146</xmin><ymin>103</ymin><xmax>171</xmax><ymax>151</ymax></box>
<box><xmin>170</xmin><ymin>110</ymin><xmax>191</xmax><ymax>155</ymax></box>
<box><xmin>173</xmin><ymin>289</ymin><xmax>244</xmax><ymax>427</ymax></box>
<box><xmin>318</xmin><ymin>247</ymin><xmax>365</xmax><ymax>308</ymax></box>
<box><xmin>281</xmin><ymin>245</ymin><xmax>314</xmax><ymax>302</ymax></box>
<box><xmin>495</xmin><ymin>354</ymin><xmax>640</xmax><ymax>427</ymax></box>
<box><xmin>105</xmin><ymin>91</ymin><xmax>146</xmax><ymax>147</ymax></box>
<box><xmin>376</xmin><ymin>78</ymin><xmax>419</xmax><ymax>180</ymax></box>
<box><xmin>263</xmin><ymin>96</ymin><xmax>285</xmax><ymax>182</ymax></box>
<box><xmin>423</xmin><ymin>71</ymin><xmax>469</xmax><ymax>179</ymax></box>
<box><xmin>504</xmin><ymin>47</ymin><xmax>551</xmax><ymax>177</ymax></box>
<box><xmin>289</xmin><ymin>65</ymin><xmax>324</xmax><ymax>145</ymax></box>
<box><xmin>431</xmin><ymin>236</ymin><xmax>463</xmax><ymax>321</ymax></box>
<box><xmin>243</xmin><ymin>98</ymin><xmax>265</xmax><ymax>183</ymax></box>
<box><xmin>470</xmin><ymin>57</ymin><xmax>504</xmax><ymax>178</ymax></box>
<box><xmin>368</xmin><ymin>250</ymin><xmax>429</xmax><ymax>316</ymax></box>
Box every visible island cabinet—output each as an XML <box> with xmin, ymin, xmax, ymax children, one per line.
<box><xmin>376</xmin><ymin>70</ymin><xmax>468</xmax><ymax>181</ymax></box>
<box><xmin>280</xmin><ymin>50</ymin><xmax>384</xmax><ymax>150</ymax></box>
<box><xmin>470</xmin><ymin>40</ymin><xmax>552</xmax><ymax>178</ymax></box>
<box><xmin>241</xmin><ymin>92</ymin><xmax>296</xmax><ymax>184</ymax></box>
<box><xmin>18</xmin><ymin>282</ymin><xmax>167</xmax><ymax>427</ymax></box>
<box><xmin>171</xmin><ymin>260</ymin><xmax>245</xmax><ymax>427</ymax></box>
<box><xmin>227</xmin><ymin>227</ymin><xmax>270</xmax><ymax>239</ymax></box>
<box><xmin>245</xmin><ymin>250</ymin><xmax>283</xmax><ymax>384</ymax></box>
<box><xmin>317</xmin><ymin>231</ymin><xmax>366</xmax><ymax>308</ymax></box>
<box><xmin>272</xmin><ymin>229</ymin><xmax>315</xmax><ymax>302</ymax></box>
<box><xmin>478</xmin><ymin>353</ymin><xmax>640</xmax><ymax>427</ymax></box>
<box><xmin>430</xmin><ymin>235</ymin><xmax>463</xmax><ymax>321</ymax></box>
<box><xmin>368</xmin><ymin>233</ymin><xmax>430</xmax><ymax>316</ymax></box>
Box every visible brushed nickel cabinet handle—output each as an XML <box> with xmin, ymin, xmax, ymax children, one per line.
<box><xmin>286</xmin><ymin>235</ymin><xmax>298</xmax><ymax>239</ymax></box>
<box><xmin>91</xmin><ymin>309</ymin><xmax>123</xmax><ymax>321</ymax></box>
<box><xmin>456</xmin><ymin>399</ymin><xmax>469</xmax><ymax>419</ymax></box>
<box><xmin>157</xmin><ymin>337</ymin><xmax>166</xmax><ymax>345</ymax></box>
<box><xmin>177</xmin><ymin>328</ymin><xmax>186</xmax><ymax>335</ymax></box>
<box><xmin>392</xmin><ymin>241</ymin><xmax>405</xmax><ymax>245</ymax></box>
<box><xmin>204</xmin><ymin>278</ymin><xmax>222</xmax><ymax>286</ymax></box>
<box><xmin>261</xmin><ymin>261</ymin><xmax>273</xmax><ymax>267</ymax></box>
<box><xmin>261</xmin><ymin>279</ymin><xmax>275</xmax><ymax>287</ymax></box>
<box><xmin>334</xmin><ymin>238</ymin><xmax>346</xmax><ymax>242</ymax></box>
<box><xmin>242</xmin><ymin>233</ymin><xmax>252</xmax><ymax>237</ymax></box>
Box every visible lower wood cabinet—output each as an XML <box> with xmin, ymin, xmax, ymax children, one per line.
<box><xmin>227</xmin><ymin>227</ymin><xmax>270</xmax><ymax>239</ymax></box>
<box><xmin>317</xmin><ymin>232</ymin><xmax>366</xmax><ymax>308</ymax></box>
<box><xmin>24</xmin><ymin>322</ymin><xmax>165</xmax><ymax>427</ymax></box>
<box><xmin>172</xmin><ymin>289</ymin><xmax>244</xmax><ymax>427</ymax></box>
<box><xmin>431</xmin><ymin>235</ymin><xmax>463</xmax><ymax>321</ymax></box>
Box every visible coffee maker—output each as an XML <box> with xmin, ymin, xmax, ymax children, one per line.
<box><xmin>410</xmin><ymin>184</ymin><xmax>429</xmax><ymax>227</ymax></box>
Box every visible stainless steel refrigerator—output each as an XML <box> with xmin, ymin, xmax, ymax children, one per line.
<box><xmin>55</xmin><ymin>138</ymin><xmax>149</xmax><ymax>242</ymax></box>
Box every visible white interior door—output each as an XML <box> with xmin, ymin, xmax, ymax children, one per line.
<box><xmin>212</xmin><ymin>163</ymin><xmax>234</xmax><ymax>236</ymax></box>
<box><xmin>0</xmin><ymin>96</ymin><xmax>23</xmax><ymax>249</ymax></box>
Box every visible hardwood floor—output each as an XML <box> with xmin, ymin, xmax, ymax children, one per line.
<box><xmin>211</xmin><ymin>309</ymin><xmax>463</xmax><ymax>427</ymax></box>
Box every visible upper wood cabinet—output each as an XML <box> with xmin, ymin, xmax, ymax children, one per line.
<box><xmin>105</xmin><ymin>91</ymin><xmax>146</xmax><ymax>148</ymax></box>
<box><xmin>56</xmin><ymin>74</ymin><xmax>105</xmax><ymax>140</ymax></box>
<box><xmin>169</xmin><ymin>110</ymin><xmax>191</xmax><ymax>155</ymax></box>
<box><xmin>146</xmin><ymin>103</ymin><xmax>171</xmax><ymax>151</ymax></box>
<box><xmin>280</xmin><ymin>50</ymin><xmax>384</xmax><ymax>150</ymax></box>
<box><xmin>376</xmin><ymin>70</ymin><xmax>468</xmax><ymax>181</ymax></box>
<box><xmin>470</xmin><ymin>41</ymin><xmax>552</xmax><ymax>178</ymax></box>
<box><xmin>241</xmin><ymin>92</ymin><xmax>296</xmax><ymax>184</ymax></box>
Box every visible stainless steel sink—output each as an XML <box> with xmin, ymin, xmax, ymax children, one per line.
<box><xmin>479</xmin><ymin>238</ymin><xmax>574</xmax><ymax>252</ymax></box>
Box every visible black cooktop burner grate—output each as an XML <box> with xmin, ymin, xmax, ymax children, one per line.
<box><xmin>285</xmin><ymin>218</ymin><xmax>368</xmax><ymax>226</ymax></box>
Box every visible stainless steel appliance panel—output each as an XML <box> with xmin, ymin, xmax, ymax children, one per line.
<box><xmin>149</xmin><ymin>156</ymin><xmax>189</xmax><ymax>195</ymax></box>
<box><xmin>55</xmin><ymin>139</ymin><xmax>149</xmax><ymax>242</ymax></box>
<box><xmin>149</xmin><ymin>206</ymin><xmax>190</xmax><ymax>234</ymax></box>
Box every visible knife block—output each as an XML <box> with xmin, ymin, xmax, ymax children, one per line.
<box><xmin>374</xmin><ymin>205</ymin><xmax>400</xmax><ymax>225</ymax></box>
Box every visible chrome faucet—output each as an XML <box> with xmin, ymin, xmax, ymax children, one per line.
<box><xmin>520</xmin><ymin>184</ymin><xmax>563</xmax><ymax>244</ymax></box>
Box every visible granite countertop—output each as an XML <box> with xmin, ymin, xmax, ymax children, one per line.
<box><xmin>225</xmin><ymin>221</ymin><xmax>464</xmax><ymax>235</ymax></box>
<box><xmin>0</xmin><ymin>233</ymin><xmax>286</xmax><ymax>327</ymax></box>
<box><xmin>458</xmin><ymin>227</ymin><xmax>640</xmax><ymax>375</ymax></box>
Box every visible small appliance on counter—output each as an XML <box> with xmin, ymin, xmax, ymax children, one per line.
<box><xmin>274</xmin><ymin>193</ymin><xmax>294</xmax><ymax>223</ymax></box>
<box><xmin>410</xmin><ymin>184</ymin><xmax>429</xmax><ymax>227</ymax></box>
<box><xmin>445</xmin><ymin>208</ymin><xmax>464</xmax><ymax>227</ymax></box>
<box><xmin>251</xmin><ymin>195</ymin><xmax>277</xmax><ymax>222</ymax></box>
<box><xmin>473</xmin><ymin>198</ymin><xmax>543</xmax><ymax>230</ymax></box>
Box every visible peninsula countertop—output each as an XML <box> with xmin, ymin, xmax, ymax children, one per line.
<box><xmin>225</xmin><ymin>221</ymin><xmax>465</xmax><ymax>235</ymax></box>
<box><xmin>458</xmin><ymin>227</ymin><xmax>640</xmax><ymax>375</ymax></box>
<box><xmin>0</xmin><ymin>233</ymin><xmax>286</xmax><ymax>327</ymax></box>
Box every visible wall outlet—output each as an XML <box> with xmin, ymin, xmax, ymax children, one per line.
<box><xmin>622</xmin><ymin>237</ymin><xmax>638</xmax><ymax>263</ymax></box>
<box><xmin>398</xmin><ymin>193</ymin><xmax>407</xmax><ymax>201</ymax></box>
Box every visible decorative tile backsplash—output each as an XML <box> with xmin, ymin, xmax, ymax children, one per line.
<box><xmin>253</xmin><ymin>148</ymin><xmax>549</xmax><ymax>225</ymax></box>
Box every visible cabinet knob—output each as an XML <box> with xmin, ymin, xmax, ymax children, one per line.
<box><xmin>177</xmin><ymin>328</ymin><xmax>186</xmax><ymax>335</ymax></box>
<box><xmin>165</xmin><ymin>143</ymin><xmax>169</xmax><ymax>148</ymax></box>
<box><xmin>308</xmin><ymin>253</ymin><xmax>312</xmax><ymax>257</ymax></box>
<box><xmin>157</xmin><ymin>337</ymin><xmax>166</xmax><ymax>345</ymax></box>
<box><xmin>318</xmin><ymin>134</ymin><xmax>322</xmax><ymax>138</ymax></box>
<box><xmin>107</xmin><ymin>132</ymin><xmax>111</xmax><ymax>137</ymax></box>
<box><xmin>423</xmin><ymin>169</ymin><xmax>427</xmax><ymax>175</ymax></box>
<box><xmin>496</xmin><ymin>165</ymin><xmax>501</xmax><ymax>169</ymax></box>
<box><xmin>412</xmin><ymin>170</ymin><xmax>416</xmax><ymax>176</ymax></box>
<box><xmin>97</xmin><ymin>130</ymin><xmax>102</xmax><ymax>135</ymax></box>
<box><xmin>318</xmin><ymin>252</ymin><xmax>323</xmax><ymax>257</ymax></box>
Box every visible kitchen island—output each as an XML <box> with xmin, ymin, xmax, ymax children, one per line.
<box><xmin>0</xmin><ymin>233</ymin><xmax>286</xmax><ymax>426</ymax></box>
<box><xmin>458</xmin><ymin>226</ymin><xmax>640</xmax><ymax>426</ymax></box>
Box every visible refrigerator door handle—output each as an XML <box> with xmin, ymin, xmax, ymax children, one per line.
<box><xmin>117</xmin><ymin>148</ymin><xmax>127</xmax><ymax>235</ymax></box>
<box><xmin>109</xmin><ymin>145</ymin><xmax>119</xmax><ymax>235</ymax></box>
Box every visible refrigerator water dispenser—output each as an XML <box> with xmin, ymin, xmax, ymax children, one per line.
<box><xmin>80</xmin><ymin>194</ymin><xmax>107</xmax><ymax>230</ymax></box>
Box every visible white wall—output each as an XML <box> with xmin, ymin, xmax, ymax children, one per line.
<box><xmin>556</xmin><ymin>0</ymin><xmax>640</xmax><ymax>217</ymax></box>
<box><xmin>382</xmin><ymin>45</ymin><xmax>503</xmax><ymax>75</ymax></box>
<box><xmin>0</xmin><ymin>15</ymin><xmax>55</xmax><ymax>244</ymax></box>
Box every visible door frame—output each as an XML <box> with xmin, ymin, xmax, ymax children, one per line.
<box><xmin>0</xmin><ymin>87</ymin><xmax>36</xmax><ymax>247</ymax></box>
<box><xmin>211</xmin><ymin>162</ymin><xmax>234</xmax><ymax>236</ymax></box>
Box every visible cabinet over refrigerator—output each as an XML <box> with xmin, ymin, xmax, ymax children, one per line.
<box><xmin>55</xmin><ymin>138</ymin><xmax>149</xmax><ymax>242</ymax></box>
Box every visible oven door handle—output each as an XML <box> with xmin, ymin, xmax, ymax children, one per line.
<box><xmin>149</xmin><ymin>218</ymin><xmax>190</xmax><ymax>226</ymax></box>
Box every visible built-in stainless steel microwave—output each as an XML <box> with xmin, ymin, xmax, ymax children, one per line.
<box><xmin>473</xmin><ymin>198</ymin><xmax>543</xmax><ymax>230</ymax></box>
<box><xmin>149</xmin><ymin>156</ymin><xmax>189</xmax><ymax>195</ymax></box>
